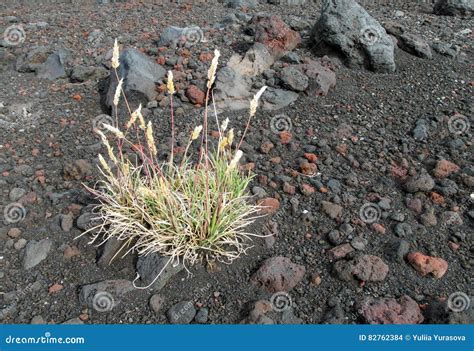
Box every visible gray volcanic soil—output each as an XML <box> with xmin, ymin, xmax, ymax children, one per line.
<box><xmin>0</xmin><ymin>0</ymin><xmax>472</xmax><ymax>325</ymax></box>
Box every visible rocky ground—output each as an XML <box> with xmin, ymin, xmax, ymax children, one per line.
<box><xmin>0</xmin><ymin>0</ymin><xmax>473</xmax><ymax>325</ymax></box>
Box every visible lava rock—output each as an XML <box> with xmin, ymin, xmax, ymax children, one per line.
<box><xmin>404</xmin><ymin>172</ymin><xmax>435</xmax><ymax>193</ymax></box>
<box><xmin>214</xmin><ymin>67</ymin><xmax>252</xmax><ymax>111</ymax></box>
<box><xmin>280</xmin><ymin>66</ymin><xmax>309</xmax><ymax>92</ymax></box>
<box><xmin>251</xmin><ymin>256</ymin><xmax>306</xmax><ymax>292</ymax></box>
<box><xmin>195</xmin><ymin>308</ymin><xmax>209</xmax><ymax>323</ymax></box>
<box><xmin>260</xmin><ymin>87</ymin><xmax>299</xmax><ymax>110</ymax></box>
<box><xmin>360</xmin><ymin>295</ymin><xmax>424</xmax><ymax>324</ymax></box>
<box><xmin>36</xmin><ymin>50</ymin><xmax>70</xmax><ymax>80</ymax></box>
<box><xmin>23</xmin><ymin>238</ymin><xmax>53</xmax><ymax>269</ymax></box>
<box><xmin>384</xmin><ymin>22</ymin><xmax>432</xmax><ymax>59</ymax></box>
<box><xmin>228</xmin><ymin>43</ymin><xmax>275</xmax><ymax>77</ymax></box>
<box><xmin>407</xmin><ymin>252</ymin><xmax>448</xmax><ymax>278</ymax></box>
<box><xmin>166</xmin><ymin>301</ymin><xmax>196</xmax><ymax>324</ymax></box>
<box><xmin>70</xmin><ymin>65</ymin><xmax>108</xmax><ymax>82</ymax></box>
<box><xmin>433</xmin><ymin>159</ymin><xmax>460</xmax><ymax>178</ymax></box>
<box><xmin>252</xmin><ymin>14</ymin><xmax>301</xmax><ymax>60</ymax></box>
<box><xmin>136</xmin><ymin>253</ymin><xmax>184</xmax><ymax>291</ymax></box>
<box><xmin>149</xmin><ymin>294</ymin><xmax>164</xmax><ymax>314</ymax></box>
<box><xmin>434</xmin><ymin>0</ymin><xmax>474</xmax><ymax>16</ymax></box>
<box><xmin>79</xmin><ymin>280</ymin><xmax>134</xmax><ymax>310</ymax></box>
<box><xmin>102</xmin><ymin>48</ymin><xmax>166</xmax><ymax>111</ymax></box>
<box><xmin>311</xmin><ymin>0</ymin><xmax>396</xmax><ymax>72</ymax></box>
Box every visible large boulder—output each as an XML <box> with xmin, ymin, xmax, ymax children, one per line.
<box><xmin>434</xmin><ymin>0</ymin><xmax>474</xmax><ymax>16</ymax></box>
<box><xmin>311</xmin><ymin>0</ymin><xmax>396</xmax><ymax>73</ymax></box>
<box><xmin>15</xmin><ymin>46</ymin><xmax>52</xmax><ymax>73</ymax></box>
<box><xmin>227</xmin><ymin>43</ymin><xmax>275</xmax><ymax>77</ymax></box>
<box><xmin>101</xmin><ymin>48</ymin><xmax>166</xmax><ymax>113</ymax></box>
<box><xmin>36</xmin><ymin>49</ymin><xmax>70</xmax><ymax>80</ymax></box>
<box><xmin>214</xmin><ymin>66</ymin><xmax>253</xmax><ymax>111</ymax></box>
<box><xmin>261</xmin><ymin>88</ymin><xmax>299</xmax><ymax>110</ymax></box>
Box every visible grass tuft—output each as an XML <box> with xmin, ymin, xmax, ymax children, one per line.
<box><xmin>80</xmin><ymin>42</ymin><xmax>268</xmax><ymax>287</ymax></box>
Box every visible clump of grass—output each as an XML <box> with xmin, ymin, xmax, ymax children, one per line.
<box><xmin>80</xmin><ymin>40</ymin><xmax>268</xmax><ymax>288</ymax></box>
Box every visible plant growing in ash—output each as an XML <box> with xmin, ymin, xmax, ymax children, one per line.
<box><xmin>80</xmin><ymin>40</ymin><xmax>268</xmax><ymax>288</ymax></box>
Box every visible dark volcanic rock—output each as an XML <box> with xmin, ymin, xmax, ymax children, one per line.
<box><xmin>102</xmin><ymin>48</ymin><xmax>166</xmax><ymax>112</ymax></box>
<box><xmin>434</xmin><ymin>0</ymin><xmax>474</xmax><ymax>16</ymax></box>
<box><xmin>384</xmin><ymin>21</ymin><xmax>432</xmax><ymax>59</ymax></box>
<box><xmin>404</xmin><ymin>172</ymin><xmax>435</xmax><ymax>193</ymax></box>
<box><xmin>136</xmin><ymin>253</ymin><xmax>184</xmax><ymax>291</ymax></box>
<box><xmin>311</xmin><ymin>0</ymin><xmax>396</xmax><ymax>72</ymax></box>
<box><xmin>166</xmin><ymin>301</ymin><xmax>196</xmax><ymax>324</ymax></box>
<box><xmin>79</xmin><ymin>280</ymin><xmax>134</xmax><ymax>311</ymax></box>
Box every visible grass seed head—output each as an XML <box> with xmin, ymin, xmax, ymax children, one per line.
<box><xmin>249</xmin><ymin>86</ymin><xmax>267</xmax><ymax>118</ymax></box>
<box><xmin>113</xmin><ymin>78</ymin><xmax>124</xmax><ymax>106</ymax></box>
<box><xmin>167</xmin><ymin>70</ymin><xmax>175</xmax><ymax>95</ymax></box>
<box><xmin>207</xmin><ymin>49</ymin><xmax>220</xmax><ymax>89</ymax></box>
<box><xmin>111</xmin><ymin>39</ymin><xmax>120</xmax><ymax>69</ymax></box>
<box><xmin>146</xmin><ymin>121</ymin><xmax>157</xmax><ymax>156</ymax></box>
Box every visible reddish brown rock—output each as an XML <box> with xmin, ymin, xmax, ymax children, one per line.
<box><xmin>252</xmin><ymin>15</ymin><xmax>301</xmax><ymax>60</ymax></box>
<box><xmin>279</xmin><ymin>131</ymin><xmax>292</xmax><ymax>144</ymax></box>
<box><xmin>300</xmin><ymin>183</ymin><xmax>315</xmax><ymax>196</ymax></box>
<box><xmin>251</xmin><ymin>256</ymin><xmax>306</xmax><ymax>292</ymax></box>
<box><xmin>63</xmin><ymin>245</ymin><xmax>81</xmax><ymax>259</ymax></box>
<box><xmin>371</xmin><ymin>223</ymin><xmax>386</xmax><ymax>234</ymax></box>
<box><xmin>327</xmin><ymin>243</ymin><xmax>354</xmax><ymax>261</ymax></box>
<box><xmin>321</xmin><ymin>201</ymin><xmax>342</xmax><ymax>220</ymax></box>
<box><xmin>7</xmin><ymin>228</ymin><xmax>21</xmax><ymax>238</ymax></box>
<box><xmin>303</xmin><ymin>153</ymin><xmax>318</xmax><ymax>162</ymax></box>
<box><xmin>63</xmin><ymin>159</ymin><xmax>92</xmax><ymax>180</ymax></box>
<box><xmin>407</xmin><ymin>252</ymin><xmax>448</xmax><ymax>278</ymax></box>
<box><xmin>361</xmin><ymin>295</ymin><xmax>424</xmax><ymax>324</ymax></box>
<box><xmin>283</xmin><ymin>182</ymin><xmax>295</xmax><ymax>195</ymax></box>
<box><xmin>48</xmin><ymin>283</ymin><xmax>64</xmax><ymax>294</ymax></box>
<box><xmin>300</xmin><ymin>161</ymin><xmax>317</xmax><ymax>175</ymax></box>
<box><xmin>260</xmin><ymin>141</ymin><xmax>274</xmax><ymax>154</ymax></box>
<box><xmin>186</xmin><ymin>85</ymin><xmax>206</xmax><ymax>105</ymax></box>
<box><xmin>433</xmin><ymin>159</ymin><xmax>460</xmax><ymax>179</ymax></box>
<box><xmin>258</xmin><ymin>198</ymin><xmax>280</xmax><ymax>214</ymax></box>
<box><xmin>351</xmin><ymin>255</ymin><xmax>389</xmax><ymax>282</ymax></box>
